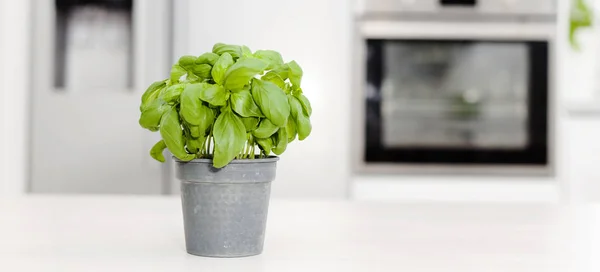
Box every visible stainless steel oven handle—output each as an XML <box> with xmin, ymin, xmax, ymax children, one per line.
<box><xmin>358</xmin><ymin>21</ymin><xmax>555</xmax><ymax>40</ymax></box>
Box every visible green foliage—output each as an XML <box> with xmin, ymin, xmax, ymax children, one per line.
<box><xmin>138</xmin><ymin>43</ymin><xmax>313</xmax><ymax>167</ymax></box>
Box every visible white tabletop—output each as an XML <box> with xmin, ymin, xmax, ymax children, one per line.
<box><xmin>0</xmin><ymin>196</ymin><xmax>594</xmax><ymax>271</ymax></box>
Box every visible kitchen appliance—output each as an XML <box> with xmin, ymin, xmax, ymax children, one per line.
<box><xmin>353</xmin><ymin>0</ymin><xmax>556</xmax><ymax>175</ymax></box>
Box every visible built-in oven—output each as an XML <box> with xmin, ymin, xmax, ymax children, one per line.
<box><xmin>353</xmin><ymin>0</ymin><xmax>556</xmax><ymax>175</ymax></box>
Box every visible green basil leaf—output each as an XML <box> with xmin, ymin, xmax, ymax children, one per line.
<box><xmin>178</xmin><ymin>55</ymin><xmax>197</xmax><ymax>70</ymax></box>
<box><xmin>286</xmin><ymin>117</ymin><xmax>297</xmax><ymax>143</ymax></box>
<box><xmin>288</xmin><ymin>94</ymin><xmax>303</xmax><ymax>119</ymax></box>
<box><xmin>213</xmin><ymin>110</ymin><xmax>247</xmax><ymax>168</ymax></box>
<box><xmin>296</xmin><ymin>115</ymin><xmax>312</xmax><ymax>141</ymax></box>
<box><xmin>196</xmin><ymin>52</ymin><xmax>220</xmax><ymax>66</ymax></box>
<box><xmin>241</xmin><ymin>116</ymin><xmax>260</xmax><ymax>132</ymax></box>
<box><xmin>191</xmin><ymin>64</ymin><xmax>212</xmax><ymax>79</ymax></box>
<box><xmin>272</xmin><ymin>129</ymin><xmax>288</xmax><ymax>155</ymax></box>
<box><xmin>180</xmin><ymin>84</ymin><xmax>204</xmax><ymax>125</ymax></box>
<box><xmin>212</xmin><ymin>43</ymin><xmax>242</xmax><ymax>59</ymax></box>
<box><xmin>150</xmin><ymin>140</ymin><xmax>167</xmax><ymax>162</ymax></box>
<box><xmin>141</xmin><ymin>80</ymin><xmax>166</xmax><ymax>111</ymax></box>
<box><xmin>189</xmin><ymin>125</ymin><xmax>201</xmax><ymax>138</ymax></box>
<box><xmin>199</xmin><ymin>84</ymin><xmax>229</xmax><ymax>106</ymax></box>
<box><xmin>160</xmin><ymin>108</ymin><xmax>195</xmax><ymax>161</ymax></box>
<box><xmin>251</xmin><ymin>79</ymin><xmax>290</xmax><ymax>127</ymax></box>
<box><xmin>224</xmin><ymin>58</ymin><xmax>269</xmax><ymax>91</ymax></box>
<box><xmin>256</xmin><ymin>137</ymin><xmax>273</xmax><ymax>155</ymax></box>
<box><xmin>241</xmin><ymin>45</ymin><xmax>253</xmax><ymax>58</ymax></box>
<box><xmin>211</xmin><ymin>52</ymin><xmax>234</xmax><ymax>85</ymax></box>
<box><xmin>253</xmin><ymin>50</ymin><xmax>283</xmax><ymax>70</ymax></box>
<box><xmin>297</xmin><ymin>93</ymin><xmax>312</xmax><ymax>116</ymax></box>
<box><xmin>170</xmin><ymin>64</ymin><xmax>187</xmax><ymax>83</ymax></box>
<box><xmin>186</xmin><ymin>133</ymin><xmax>204</xmax><ymax>154</ymax></box>
<box><xmin>287</xmin><ymin>60</ymin><xmax>303</xmax><ymax>87</ymax></box>
<box><xmin>288</xmin><ymin>95</ymin><xmax>312</xmax><ymax>140</ymax></box>
<box><xmin>160</xmin><ymin>84</ymin><xmax>185</xmax><ymax>104</ymax></box>
<box><xmin>252</xmin><ymin>118</ymin><xmax>279</xmax><ymax>138</ymax></box>
<box><xmin>201</xmin><ymin>106</ymin><xmax>216</xmax><ymax>133</ymax></box>
<box><xmin>272</xmin><ymin>64</ymin><xmax>289</xmax><ymax>80</ymax></box>
<box><xmin>261</xmin><ymin>72</ymin><xmax>286</xmax><ymax>89</ymax></box>
<box><xmin>139</xmin><ymin>99</ymin><xmax>170</xmax><ymax>131</ymax></box>
<box><xmin>231</xmin><ymin>89</ymin><xmax>264</xmax><ymax>117</ymax></box>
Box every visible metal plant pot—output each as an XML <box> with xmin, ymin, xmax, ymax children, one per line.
<box><xmin>175</xmin><ymin>157</ymin><xmax>279</xmax><ymax>257</ymax></box>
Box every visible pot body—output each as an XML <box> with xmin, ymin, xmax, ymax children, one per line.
<box><xmin>175</xmin><ymin>157</ymin><xmax>279</xmax><ymax>257</ymax></box>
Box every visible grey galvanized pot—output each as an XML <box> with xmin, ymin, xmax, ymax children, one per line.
<box><xmin>175</xmin><ymin>157</ymin><xmax>279</xmax><ymax>258</ymax></box>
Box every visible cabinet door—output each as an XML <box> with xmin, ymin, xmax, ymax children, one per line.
<box><xmin>30</xmin><ymin>0</ymin><xmax>172</xmax><ymax>194</ymax></box>
<box><xmin>565</xmin><ymin>117</ymin><xmax>600</xmax><ymax>202</ymax></box>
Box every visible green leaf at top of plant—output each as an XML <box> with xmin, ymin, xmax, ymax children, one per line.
<box><xmin>140</xmin><ymin>81</ymin><xmax>166</xmax><ymax>112</ymax></box>
<box><xmin>286</xmin><ymin>117</ymin><xmax>297</xmax><ymax>143</ymax></box>
<box><xmin>297</xmin><ymin>93</ymin><xmax>312</xmax><ymax>116</ymax></box>
<box><xmin>191</xmin><ymin>63</ymin><xmax>212</xmax><ymax>79</ymax></box>
<box><xmin>231</xmin><ymin>89</ymin><xmax>264</xmax><ymax>118</ymax></box>
<box><xmin>224</xmin><ymin>58</ymin><xmax>269</xmax><ymax>91</ymax></box>
<box><xmin>253</xmin><ymin>50</ymin><xmax>284</xmax><ymax>70</ymax></box>
<box><xmin>272</xmin><ymin>64</ymin><xmax>289</xmax><ymax>80</ymax></box>
<box><xmin>139</xmin><ymin>99</ymin><xmax>170</xmax><ymax>131</ymax></box>
<box><xmin>198</xmin><ymin>84</ymin><xmax>229</xmax><ymax>106</ymax></box>
<box><xmin>160</xmin><ymin>108</ymin><xmax>195</xmax><ymax>161</ymax></box>
<box><xmin>241</xmin><ymin>45</ymin><xmax>253</xmax><ymax>58</ymax></box>
<box><xmin>287</xmin><ymin>60</ymin><xmax>303</xmax><ymax>87</ymax></box>
<box><xmin>272</xmin><ymin>129</ymin><xmax>288</xmax><ymax>155</ymax></box>
<box><xmin>150</xmin><ymin>140</ymin><xmax>167</xmax><ymax>162</ymax></box>
<box><xmin>251</xmin><ymin>79</ymin><xmax>290</xmax><ymax>127</ymax></box>
<box><xmin>160</xmin><ymin>84</ymin><xmax>186</xmax><ymax>104</ymax></box>
<box><xmin>196</xmin><ymin>52</ymin><xmax>220</xmax><ymax>66</ymax></box>
<box><xmin>261</xmin><ymin>72</ymin><xmax>286</xmax><ymax>90</ymax></box>
<box><xmin>212</xmin><ymin>110</ymin><xmax>247</xmax><ymax>168</ymax></box>
<box><xmin>255</xmin><ymin>137</ymin><xmax>273</xmax><ymax>155</ymax></box>
<box><xmin>241</xmin><ymin>116</ymin><xmax>260</xmax><ymax>132</ymax></box>
<box><xmin>212</xmin><ymin>43</ymin><xmax>242</xmax><ymax>59</ymax></box>
<box><xmin>212</xmin><ymin>52</ymin><xmax>234</xmax><ymax>85</ymax></box>
<box><xmin>178</xmin><ymin>55</ymin><xmax>197</xmax><ymax>70</ymax></box>
<box><xmin>170</xmin><ymin>64</ymin><xmax>187</xmax><ymax>83</ymax></box>
<box><xmin>252</xmin><ymin>118</ymin><xmax>279</xmax><ymax>138</ymax></box>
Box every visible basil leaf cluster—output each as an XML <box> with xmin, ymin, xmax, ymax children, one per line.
<box><xmin>138</xmin><ymin>43</ymin><xmax>312</xmax><ymax>168</ymax></box>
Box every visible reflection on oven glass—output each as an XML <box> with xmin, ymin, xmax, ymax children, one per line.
<box><xmin>376</xmin><ymin>41</ymin><xmax>529</xmax><ymax>149</ymax></box>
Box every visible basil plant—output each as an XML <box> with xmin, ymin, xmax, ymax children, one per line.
<box><xmin>139</xmin><ymin>43</ymin><xmax>312</xmax><ymax>168</ymax></box>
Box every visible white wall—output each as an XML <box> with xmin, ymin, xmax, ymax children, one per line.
<box><xmin>0</xmin><ymin>0</ymin><xmax>30</xmax><ymax>196</ymax></box>
<box><xmin>183</xmin><ymin>0</ymin><xmax>353</xmax><ymax>199</ymax></box>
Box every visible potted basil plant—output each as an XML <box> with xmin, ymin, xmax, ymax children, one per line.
<box><xmin>138</xmin><ymin>43</ymin><xmax>312</xmax><ymax>257</ymax></box>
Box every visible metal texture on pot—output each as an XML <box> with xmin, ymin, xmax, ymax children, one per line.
<box><xmin>175</xmin><ymin>157</ymin><xmax>278</xmax><ymax>257</ymax></box>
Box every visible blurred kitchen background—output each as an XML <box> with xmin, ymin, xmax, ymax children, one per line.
<box><xmin>1</xmin><ymin>0</ymin><xmax>599</xmax><ymax>202</ymax></box>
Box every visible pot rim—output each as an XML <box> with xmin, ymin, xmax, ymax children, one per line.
<box><xmin>173</xmin><ymin>156</ymin><xmax>280</xmax><ymax>164</ymax></box>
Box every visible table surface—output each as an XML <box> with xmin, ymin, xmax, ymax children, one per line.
<box><xmin>0</xmin><ymin>196</ymin><xmax>596</xmax><ymax>272</ymax></box>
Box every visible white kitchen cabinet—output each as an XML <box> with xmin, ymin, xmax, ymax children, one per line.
<box><xmin>29</xmin><ymin>0</ymin><xmax>172</xmax><ymax>194</ymax></box>
<box><xmin>563</xmin><ymin>114</ymin><xmax>600</xmax><ymax>202</ymax></box>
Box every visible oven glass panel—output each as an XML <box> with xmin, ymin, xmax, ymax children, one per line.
<box><xmin>365</xmin><ymin>39</ymin><xmax>548</xmax><ymax>165</ymax></box>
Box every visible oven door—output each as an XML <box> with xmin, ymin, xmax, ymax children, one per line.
<box><xmin>353</xmin><ymin>20</ymin><xmax>555</xmax><ymax>175</ymax></box>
